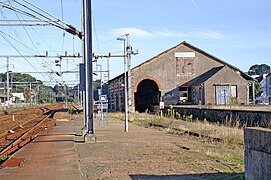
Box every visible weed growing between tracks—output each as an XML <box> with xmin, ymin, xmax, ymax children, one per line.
<box><xmin>109</xmin><ymin>112</ymin><xmax>245</xmax><ymax>174</ymax></box>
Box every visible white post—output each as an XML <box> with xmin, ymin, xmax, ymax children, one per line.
<box><xmin>126</xmin><ymin>34</ymin><xmax>132</xmax><ymax>113</ymax></box>
<box><xmin>7</xmin><ymin>57</ymin><xmax>10</xmax><ymax>104</ymax></box>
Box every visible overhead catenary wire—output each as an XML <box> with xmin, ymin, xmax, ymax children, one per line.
<box><xmin>0</xmin><ymin>29</ymin><xmax>56</xmax><ymax>76</ymax></box>
<box><xmin>60</xmin><ymin>0</ymin><xmax>65</xmax><ymax>55</ymax></box>
<box><xmin>10</xmin><ymin>6</ymin><xmax>58</xmax><ymax>78</ymax></box>
<box><xmin>92</xmin><ymin>10</ymin><xmax>101</xmax><ymax>55</ymax></box>
<box><xmin>8</xmin><ymin>1</ymin><xmax>39</xmax><ymax>54</ymax></box>
<box><xmin>0</xmin><ymin>0</ymin><xmax>82</xmax><ymax>83</ymax></box>
<box><xmin>21</xmin><ymin>0</ymin><xmax>67</xmax><ymax>25</ymax></box>
<box><xmin>0</xmin><ymin>31</ymin><xmax>50</xmax><ymax>81</ymax></box>
<box><xmin>0</xmin><ymin>4</ymin><xmax>64</xmax><ymax>82</ymax></box>
<box><xmin>13</xmin><ymin>0</ymin><xmax>82</xmax><ymax>38</ymax></box>
<box><xmin>1</xmin><ymin>7</ymin><xmax>54</xmax><ymax>80</ymax></box>
<box><xmin>12</xmin><ymin>1</ymin><xmax>65</xmax><ymax>28</ymax></box>
<box><xmin>1</xmin><ymin>1</ymin><xmax>81</xmax><ymax>38</ymax></box>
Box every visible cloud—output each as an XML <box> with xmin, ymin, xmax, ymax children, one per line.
<box><xmin>111</xmin><ymin>28</ymin><xmax>224</xmax><ymax>40</ymax></box>
<box><xmin>191</xmin><ymin>30</ymin><xmax>224</xmax><ymax>39</ymax></box>
<box><xmin>111</xmin><ymin>28</ymin><xmax>153</xmax><ymax>39</ymax></box>
<box><xmin>154</xmin><ymin>30</ymin><xmax>187</xmax><ymax>38</ymax></box>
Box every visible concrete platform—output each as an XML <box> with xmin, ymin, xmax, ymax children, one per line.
<box><xmin>0</xmin><ymin>117</ymin><xmax>84</xmax><ymax>180</ymax></box>
<box><xmin>0</xmin><ymin>114</ymin><xmax>245</xmax><ymax>179</ymax></box>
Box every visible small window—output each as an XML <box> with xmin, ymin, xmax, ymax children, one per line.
<box><xmin>231</xmin><ymin>85</ymin><xmax>237</xmax><ymax>98</ymax></box>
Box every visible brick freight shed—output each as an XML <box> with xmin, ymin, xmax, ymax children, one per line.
<box><xmin>108</xmin><ymin>41</ymin><xmax>254</xmax><ymax>112</ymax></box>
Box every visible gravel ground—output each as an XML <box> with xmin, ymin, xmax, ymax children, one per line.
<box><xmin>75</xmin><ymin>118</ymin><xmax>243</xmax><ymax>180</ymax></box>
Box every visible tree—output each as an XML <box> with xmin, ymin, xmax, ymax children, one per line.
<box><xmin>249</xmin><ymin>82</ymin><xmax>262</xmax><ymax>100</ymax></box>
<box><xmin>248</xmin><ymin>64</ymin><xmax>270</xmax><ymax>75</ymax></box>
<box><xmin>93</xmin><ymin>80</ymin><xmax>108</xmax><ymax>101</ymax></box>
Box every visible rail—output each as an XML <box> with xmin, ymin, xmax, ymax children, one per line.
<box><xmin>0</xmin><ymin>104</ymin><xmax>63</xmax><ymax>161</ymax></box>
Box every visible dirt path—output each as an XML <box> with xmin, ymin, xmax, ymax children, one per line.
<box><xmin>75</xmin><ymin>118</ymin><xmax>243</xmax><ymax>180</ymax></box>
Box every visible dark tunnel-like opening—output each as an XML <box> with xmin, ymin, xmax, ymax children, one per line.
<box><xmin>135</xmin><ymin>79</ymin><xmax>161</xmax><ymax>112</ymax></box>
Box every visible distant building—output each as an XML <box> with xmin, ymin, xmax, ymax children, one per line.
<box><xmin>266</xmin><ymin>73</ymin><xmax>271</xmax><ymax>104</ymax></box>
<box><xmin>255</xmin><ymin>73</ymin><xmax>270</xmax><ymax>104</ymax></box>
<box><xmin>12</xmin><ymin>93</ymin><xmax>25</xmax><ymax>102</ymax></box>
<box><xmin>108</xmin><ymin>41</ymin><xmax>254</xmax><ymax>112</ymax></box>
<box><xmin>0</xmin><ymin>94</ymin><xmax>7</xmax><ymax>104</ymax></box>
<box><xmin>0</xmin><ymin>82</ymin><xmax>11</xmax><ymax>94</ymax></box>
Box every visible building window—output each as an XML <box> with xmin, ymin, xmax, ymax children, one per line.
<box><xmin>199</xmin><ymin>87</ymin><xmax>202</xmax><ymax>101</ymax></box>
<box><xmin>231</xmin><ymin>85</ymin><xmax>237</xmax><ymax>98</ymax></box>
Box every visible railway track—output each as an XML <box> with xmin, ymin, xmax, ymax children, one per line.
<box><xmin>0</xmin><ymin>103</ymin><xmax>63</xmax><ymax>163</ymax></box>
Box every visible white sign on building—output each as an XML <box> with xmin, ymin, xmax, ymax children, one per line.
<box><xmin>175</xmin><ymin>52</ymin><xmax>196</xmax><ymax>58</ymax></box>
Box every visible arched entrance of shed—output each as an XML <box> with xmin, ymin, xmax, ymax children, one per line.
<box><xmin>135</xmin><ymin>79</ymin><xmax>161</xmax><ymax>112</ymax></box>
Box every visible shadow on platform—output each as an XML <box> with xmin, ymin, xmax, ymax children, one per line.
<box><xmin>130</xmin><ymin>172</ymin><xmax>244</xmax><ymax>180</ymax></box>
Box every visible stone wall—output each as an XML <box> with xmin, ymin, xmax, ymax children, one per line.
<box><xmin>244</xmin><ymin>128</ymin><xmax>271</xmax><ymax>179</ymax></box>
<box><xmin>131</xmin><ymin>43</ymin><xmax>225</xmax><ymax>109</ymax></box>
<box><xmin>164</xmin><ymin>106</ymin><xmax>271</xmax><ymax>127</ymax></box>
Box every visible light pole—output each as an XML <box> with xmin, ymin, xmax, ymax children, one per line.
<box><xmin>117</xmin><ymin>36</ymin><xmax>128</xmax><ymax>132</ymax></box>
<box><xmin>96</xmin><ymin>64</ymin><xmax>103</xmax><ymax>120</ymax></box>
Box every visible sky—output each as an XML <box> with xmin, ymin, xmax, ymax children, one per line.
<box><xmin>0</xmin><ymin>0</ymin><xmax>271</xmax><ymax>86</ymax></box>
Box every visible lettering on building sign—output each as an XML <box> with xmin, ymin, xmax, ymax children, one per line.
<box><xmin>175</xmin><ymin>52</ymin><xmax>196</xmax><ymax>58</ymax></box>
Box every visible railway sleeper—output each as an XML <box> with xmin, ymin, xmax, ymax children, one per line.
<box><xmin>2</xmin><ymin>145</ymin><xmax>19</xmax><ymax>158</ymax></box>
<box><xmin>19</xmin><ymin>138</ymin><xmax>31</xmax><ymax>147</ymax></box>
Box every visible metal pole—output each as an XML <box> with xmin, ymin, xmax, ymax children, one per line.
<box><xmin>126</xmin><ymin>34</ymin><xmax>132</xmax><ymax>113</ymax></box>
<box><xmin>82</xmin><ymin>0</ymin><xmax>87</xmax><ymax>129</ymax></box>
<box><xmin>252</xmin><ymin>81</ymin><xmax>255</xmax><ymax>105</ymax></box>
<box><xmin>6</xmin><ymin>58</ymin><xmax>10</xmax><ymax>104</ymax></box>
<box><xmin>78</xmin><ymin>84</ymin><xmax>80</xmax><ymax>105</ymax></box>
<box><xmin>107</xmin><ymin>57</ymin><xmax>110</xmax><ymax>81</ymax></box>
<box><xmin>100</xmin><ymin>65</ymin><xmax>103</xmax><ymax>121</ymax></box>
<box><xmin>65</xmin><ymin>85</ymin><xmax>68</xmax><ymax>108</ymax></box>
<box><xmin>76</xmin><ymin>72</ymin><xmax>80</xmax><ymax>105</ymax></box>
<box><xmin>123</xmin><ymin>40</ymin><xmax>128</xmax><ymax>132</ymax></box>
<box><xmin>30</xmin><ymin>82</ymin><xmax>32</xmax><ymax>106</ymax></box>
<box><xmin>85</xmin><ymin>0</ymin><xmax>94</xmax><ymax>135</ymax></box>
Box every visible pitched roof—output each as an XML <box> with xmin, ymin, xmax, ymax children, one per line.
<box><xmin>109</xmin><ymin>41</ymin><xmax>254</xmax><ymax>82</ymax></box>
<box><xmin>181</xmin><ymin>66</ymin><xmax>224</xmax><ymax>86</ymax></box>
<box><xmin>136</xmin><ymin>41</ymin><xmax>253</xmax><ymax>80</ymax></box>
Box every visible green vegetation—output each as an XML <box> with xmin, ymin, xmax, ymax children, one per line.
<box><xmin>0</xmin><ymin>72</ymin><xmax>110</xmax><ymax>104</ymax></box>
<box><xmin>248</xmin><ymin>64</ymin><xmax>270</xmax><ymax>75</ymax></box>
<box><xmin>110</xmin><ymin>112</ymin><xmax>244</xmax><ymax>145</ymax></box>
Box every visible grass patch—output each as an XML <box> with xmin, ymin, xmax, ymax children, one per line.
<box><xmin>109</xmin><ymin>112</ymin><xmax>244</xmax><ymax>146</ymax></box>
<box><xmin>109</xmin><ymin>112</ymin><xmax>245</xmax><ymax>173</ymax></box>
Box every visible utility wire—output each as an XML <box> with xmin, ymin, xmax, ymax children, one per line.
<box><xmin>1</xmin><ymin>2</ymin><xmax>66</xmax><ymax>31</ymax></box>
<box><xmin>8</xmin><ymin>1</ymin><xmax>39</xmax><ymax>54</ymax></box>
<box><xmin>1</xmin><ymin>8</ymin><xmax>53</xmax><ymax>79</ymax></box>
<box><xmin>92</xmin><ymin>10</ymin><xmax>101</xmax><ymax>55</ymax></box>
<box><xmin>2</xmin><ymin>2</ymin><xmax>61</xmax><ymax>82</ymax></box>
<box><xmin>1</xmin><ymin>0</ymin><xmax>80</xmax><ymax>82</ymax></box>
<box><xmin>21</xmin><ymin>0</ymin><xmax>67</xmax><ymax>25</ymax></box>
<box><xmin>0</xmin><ymin>30</ymin><xmax>37</xmax><ymax>54</ymax></box>
<box><xmin>1</xmin><ymin>1</ymin><xmax>82</xmax><ymax>38</ymax></box>
<box><xmin>60</xmin><ymin>0</ymin><xmax>65</xmax><ymax>54</ymax></box>
<box><xmin>0</xmin><ymin>31</ymin><xmax>50</xmax><ymax>81</ymax></box>
<box><xmin>12</xmin><ymin>7</ymin><xmax>57</xmax><ymax>77</ymax></box>
<box><xmin>1</xmin><ymin>10</ymin><xmax>28</xmax><ymax>51</ymax></box>
<box><xmin>13</xmin><ymin>1</ymin><xmax>65</xmax><ymax>28</ymax></box>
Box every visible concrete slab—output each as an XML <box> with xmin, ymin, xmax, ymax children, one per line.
<box><xmin>245</xmin><ymin>127</ymin><xmax>271</xmax><ymax>180</ymax></box>
<box><xmin>0</xmin><ymin>118</ymin><xmax>84</xmax><ymax>180</ymax></box>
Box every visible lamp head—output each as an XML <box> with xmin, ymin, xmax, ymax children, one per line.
<box><xmin>117</xmin><ymin>37</ymin><xmax>125</xmax><ymax>41</ymax></box>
